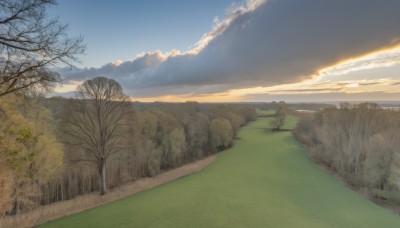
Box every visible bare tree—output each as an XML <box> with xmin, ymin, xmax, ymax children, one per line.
<box><xmin>0</xmin><ymin>0</ymin><xmax>85</xmax><ymax>97</ymax></box>
<box><xmin>63</xmin><ymin>77</ymin><xmax>134</xmax><ymax>195</ymax></box>
<box><xmin>270</xmin><ymin>106</ymin><xmax>286</xmax><ymax>131</ymax></box>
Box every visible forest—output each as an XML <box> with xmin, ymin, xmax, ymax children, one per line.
<box><xmin>0</xmin><ymin>77</ymin><xmax>258</xmax><ymax>214</ymax></box>
<box><xmin>294</xmin><ymin>103</ymin><xmax>400</xmax><ymax>200</ymax></box>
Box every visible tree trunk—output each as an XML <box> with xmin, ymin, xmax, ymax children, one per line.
<box><xmin>10</xmin><ymin>187</ymin><xmax>18</xmax><ymax>215</ymax></box>
<box><xmin>99</xmin><ymin>161</ymin><xmax>107</xmax><ymax>195</ymax></box>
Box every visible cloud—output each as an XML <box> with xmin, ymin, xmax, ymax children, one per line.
<box><xmin>60</xmin><ymin>0</ymin><xmax>400</xmax><ymax>97</ymax></box>
<box><xmin>308</xmin><ymin>79</ymin><xmax>398</xmax><ymax>89</ymax></box>
<box><xmin>320</xmin><ymin>46</ymin><xmax>400</xmax><ymax>76</ymax></box>
<box><xmin>61</xmin><ymin>51</ymin><xmax>166</xmax><ymax>81</ymax></box>
<box><xmin>359</xmin><ymin>82</ymin><xmax>380</xmax><ymax>86</ymax></box>
<box><xmin>267</xmin><ymin>88</ymin><xmax>343</xmax><ymax>93</ymax></box>
<box><xmin>245</xmin><ymin>91</ymin><xmax>400</xmax><ymax>102</ymax></box>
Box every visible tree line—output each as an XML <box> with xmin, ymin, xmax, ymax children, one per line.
<box><xmin>0</xmin><ymin>77</ymin><xmax>257</xmax><ymax>214</ymax></box>
<box><xmin>294</xmin><ymin>103</ymin><xmax>400</xmax><ymax>191</ymax></box>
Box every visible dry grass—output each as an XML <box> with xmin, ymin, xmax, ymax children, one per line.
<box><xmin>0</xmin><ymin>155</ymin><xmax>216</xmax><ymax>228</ymax></box>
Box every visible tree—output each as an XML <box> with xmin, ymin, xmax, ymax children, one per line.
<box><xmin>63</xmin><ymin>77</ymin><xmax>134</xmax><ymax>195</ymax></box>
<box><xmin>270</xmin><ymin>106</ymin><xmax>286</xmax><ymax>131</ymax></box>
<box><xmin>184</xmin><ymin>113</ymin><xmax>209</xmax><ymax>159</ymax></box>
<box><xmin>0</xmin><ymin>0</ymin><xmax>85</xmax><ymax>97</ymax></box>
<box><xmin>209</xmin><ymin>118</ymin><xmax>233</xmax><ymax>150</ymax></box>
<box><xmin>209</xmin><ymin>105</ymin><xmax>244</xmax><ymax>137</ymax></box>
<box><xmin>155</xmin><ymin>112</ymin><xmax>186</xmax><ymax>169</ymax></box>
<box><xmin>238</xmin><ymin>107</ymin><xmax>257</xmax><ymax>123</ymax></box>
<box><xmin>363</xmin><ymin>133</ymin><xmax>399</xmax><ymax>190</ymax></box>
<box><xmin>0</xmin><ymin>95</ymin><xmax>63</xmax><ymax>214</ymax></box>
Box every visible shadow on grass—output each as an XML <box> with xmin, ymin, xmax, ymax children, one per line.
<box><xmin>253</xmin><ymin>127</ymin><xmax>295</xmax><ymax>136</ymax></box>
<box><xmin>271</xmin><ymin>128</ymin><xmax>294</xmax><ymax>132</ymax></box>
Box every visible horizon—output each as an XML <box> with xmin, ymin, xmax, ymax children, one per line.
<box><xmin>49</xmin><ymin>0</ymin><xmax>400</xmax><ymax>102</ymax></box>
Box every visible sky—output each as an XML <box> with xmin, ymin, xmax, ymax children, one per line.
<box><xmin>48</xmin><ymin>0</ymin><xmax>234</xmax><ymax>67</ymax></box>
<box><xmin>50</xmin><ymin>0</ymin><xmax>400</xmax><ymax>102</ymax></box>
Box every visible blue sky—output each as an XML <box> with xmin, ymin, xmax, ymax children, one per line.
<box><xmin>52</xmin><ymin>0</ymin><xmax>400</xmax><ymax>102</ymax></box>
<box><xmin>49</xmin><ymin>0</ymin><xmax>234</xmax><ymax>67</ymax></box>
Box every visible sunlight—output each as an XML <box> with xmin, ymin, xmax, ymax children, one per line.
<box><xmin>318</xmin><ymin>45</ymin><xmax>400</xmax><ymax>76</ymax></box>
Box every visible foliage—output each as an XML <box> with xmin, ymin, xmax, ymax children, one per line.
<box><xmin>294</xmin><ymin>103</ymin><xmax>400</xmax><ymax>190</ymax></box>
<box><xmin>0</xmin><ymin>95</ymin><xmax>63</xmax><ymax>214</ymax></box>
<box><xmin>209</xmin><ymin>118</ymin><xmax>233</xmax><ymax>150</ymax></box>
<box><xmin>270</xmin><ymin>106</ymin><xmax>286</xmax><ymax>130</ymax></box>
<box><xmin>183</xmin><ymin>113</ymin><xmax>209</xmax><ymax>159</ymax></box>
<box><xmin>209</xmin><ymin>105</ymin><xmax>244</xmax><ymax>137</ymax></box>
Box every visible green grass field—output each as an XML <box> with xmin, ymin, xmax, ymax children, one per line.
<box><xmin>42</xmin><ymin>117</ymin><xmax>400</xmax><ymax>227</ymax></box>
<box><xmin>256</xmin><ymin>109</ymin><xmax>275</xmax><ymax>116</ymax></box>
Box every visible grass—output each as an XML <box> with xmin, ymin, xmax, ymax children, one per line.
<box><xmin>41</xmin><ymin>117</ymin><xmax>400</xmax><ymax>227</ymax></box>
<box><xmin>256</xmin><ymin>109</ymin><xmax>275</xmax><ymax>116</ymax></box>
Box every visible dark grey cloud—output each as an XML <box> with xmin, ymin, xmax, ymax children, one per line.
<box><xmin>61</xmin><ymin>51</ymin><xmax>165</xmax><ymax>81</ymax></box>
<box><xmin>124</xmin><ymin>83</ymin><xmax>235</xmax><ymax>97</ymax></box>
<box><xmin>61</xmin><ymin>0</ymin><xmax>400</xmax><ymax>97</ymax></box>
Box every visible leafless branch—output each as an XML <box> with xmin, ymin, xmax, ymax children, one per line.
<box><xmin>0</xmin><ymin>0</ymin><xmax>85</xmax><ymax>97</ymax></box>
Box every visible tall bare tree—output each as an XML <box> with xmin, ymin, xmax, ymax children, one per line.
<box><xmin>63</xmin><ymin>77</ymin><xmax>134</xmax><ymax>195</ymax></box>
<box><xmin>0</xmin><ymin>0</ymin><xmax>85</xmax><ymax>97</ymax></box>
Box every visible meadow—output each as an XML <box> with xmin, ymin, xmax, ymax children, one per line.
<box><xmin>41</xmin><ymin>117</ymin><xmax>400</xmax><ymax>227</ymax></box>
